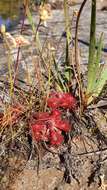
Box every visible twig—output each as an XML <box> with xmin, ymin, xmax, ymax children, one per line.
<box><xmin>72</xmin><ymin>147</ymin><xmax>107</xmax><ymax>157</ymax></box>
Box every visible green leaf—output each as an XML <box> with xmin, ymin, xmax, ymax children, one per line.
<box><xmin>88</xmin><ymin>33</ymin><xmax>104</xmax><ymax>93</ymax></box>
<box><xmin>87</xmin><ymin>0</ymin><xmax>96</xmax><ymax>94</ymax></box>
<box><xmin>86</xmin><ymin>1</ymin><xmax>105</xmax><ymax>105</ymax></box>
<box><xmin>64</xmin><ymin>66</ymin><xmax>73</xmax><ymax>81</ymax></box>
<box><xmin>87</xmin><ymin>64</ymin><xmax>107</xmax><ymax>104</ymax></box>
<box><xmin>93</xmin><ymin>65</ymin><xmax>107</xmax><ymax>95</ymax></box>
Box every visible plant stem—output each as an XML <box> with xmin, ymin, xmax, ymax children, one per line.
<box><xmin>13</xmin><ymin>1</ymin><xmax>27</xmax><ymax>86</ymax></box>
<box><xmin>74</xmin><ymin>0</ymin><xmax>87</xmax><ymax>111</ymax></box>
<box><xmin>87</xmin><ymin>0</ymin><xmax>96</xmax><ymax>93</ymax></box>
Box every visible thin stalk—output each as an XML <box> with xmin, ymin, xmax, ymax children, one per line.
<box><xmin>74</xmin><ymin>0</ymin><xmax>87</xmax><ymax>112</ymax></box>
<box><xmin>64</xmin><ymin>0</ymin><xmax>71</xmax><ymax>45</ymax></box>
<box><xmin>13</xmin><ymin>1</ymin><xmax>27</xmax><ymax>85</ymax></box>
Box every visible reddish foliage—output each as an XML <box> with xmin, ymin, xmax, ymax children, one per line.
<box><xmin>47</xmin><ymin>92</ymin><xmax>77</xmax><ymax>109</ymax></box>
<box><xmin>32</xmin><ymin>123</ymin><xmax>49</xmax><ymax>142</ymax></box>
<box><xmin>49</xmin><ymin>129</ymin><xmax>64</xmax><ymax>145</ymax></box>
<box><xmin>31</xmin><ymin>92</ymin><xmax>77</xmax><ymax>146</ymax></box>
<box><xmin>31</xmin><ymin>109</ymin><xmax>70</xmax><ymax>145</ymax></box>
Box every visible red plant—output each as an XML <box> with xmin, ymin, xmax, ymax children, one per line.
<box><xmin>31</xmin><ymin>91</ymin><xmax>76</xmax><ymax>146</ymax></box>
<box><xmin>47</xmin><ymin>92</ymin><xmax>77</xmax><ymax>109</ymax></box>
<box><xmin>31</xmin><ymin>109</ymin><xmax>71</xmax><ymax>146</ymax></box>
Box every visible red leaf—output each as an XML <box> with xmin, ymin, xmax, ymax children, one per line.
<box><xmin>50</xmin><ymin>129</ymin><xmax>64</xmax><ymax>145</ymax></box>
<box><xmin>60</xmin><ymin>93</ymin><xmax>77</xmax><ymax>109</ymax></box>
<box><xmin>56</xmin><ymin>120</ymin><xmax>70</xmax><ymax>132</ymax></box>
<box><xmin>31</xmin><ymin>124</ymin><xmax>49</xmax><ymax>141</ymax></box>
<box><xmin>47</xmin><ymin>97</ymin><xmax>60</xmax><ymax>109</ymax></box>
<box><xmin>47</xmin><ymin>92</ymin><xmax>77</xmax><ymax>109</ymax></box>
<box><xmin>30</xmin><ymin>103</ymin><xmax>73</xmax><ymax>146</ymax></box>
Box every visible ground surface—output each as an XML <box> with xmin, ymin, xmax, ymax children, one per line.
<box><xmin>0</xmin><ymin>1</ymin><xmax>107</xmax><ymax>190</ymax></box>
